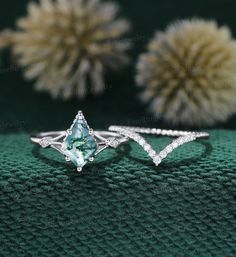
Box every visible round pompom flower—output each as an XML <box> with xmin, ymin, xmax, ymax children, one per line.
<box><xmin>0</xmin><ymin>0</ymin><xmax>130</xmax><ymax>99</ymax></box>
<box><xmin>136</xmin><ymin>19</ymin><xmax>236</xmax><ymax>126</ymax></box>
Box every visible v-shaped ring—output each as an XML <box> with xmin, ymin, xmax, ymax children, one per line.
<box><xmin>109</xmin><ymin>126</ymin><xmax>209</xmax><ymax>167</ymax></box>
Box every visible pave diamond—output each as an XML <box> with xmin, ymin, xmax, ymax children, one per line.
<box><xmin>109</xmin><ymin>125</ymin><xmax>208</xmax><ymax>168</ymax></box>
<box><xmin>62</xmin><ymin>115</ymin><xmax>97</xmax><ymax>169</ymax></box>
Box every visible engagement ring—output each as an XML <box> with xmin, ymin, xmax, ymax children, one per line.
<box><xmin>31</xmin><ymin>111</ymin><xmax>209</xmax><ymax>172</ymax></box>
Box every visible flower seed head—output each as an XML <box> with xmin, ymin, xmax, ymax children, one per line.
<box><xmin>136</xmin><ymin>19</ymin><xmax>236</xmax><ymax>126</ymax></box>
<box><xmin>0</xmin><ymin>0</ymin><xmax>131</xmax><ymax>99</ymax></box>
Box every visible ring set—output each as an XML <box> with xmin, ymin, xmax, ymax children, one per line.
<box><xmin>31</xmin><ymin>111</ymin><xmax>209</xmax><ymax>172</ymax></box>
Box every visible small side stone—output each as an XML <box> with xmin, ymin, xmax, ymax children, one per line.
<box><xmin>39</xmin><ymin>137</ymin><xmax>52</xmax><ymax>148</ymax></box>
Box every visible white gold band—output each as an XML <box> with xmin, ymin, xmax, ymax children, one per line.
<box><xmin>109</xmin><ymin>126</ymin><xmax>209</xmax><ymax>166</ymax></box>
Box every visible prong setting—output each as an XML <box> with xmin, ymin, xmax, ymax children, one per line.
<box><xmin>67</xmin><ymin>129</ymin><xmax>72</xmax><ymax>135</ymax></box>
<box><xmin>89</xmin><ymin>157</ymin><xmax>95</xmax><ymax>162</ymax></box>
<box><xmin>65</xmin><ymin>156</ymin><xmax>71</xmax><ymax>162</ymax></box>
<box><xmin>77</xmin><ymin>167</ymin><xmax>82</xmax><ymax>172</ymax></box>
<box><xmin>77</xmin><ymin>110</ymin><xmax>84</xmax><ymax>119</ymax></box>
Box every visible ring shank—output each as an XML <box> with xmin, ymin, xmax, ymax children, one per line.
<box><xmin>30</xmin><ymin>130</ymin><xmax>129</xmax><ymax>148</ymax></box>
<box><xmin>109</xmin><ymin>126</ymin><xmax>209</xmax><ymax>139</ymax></box>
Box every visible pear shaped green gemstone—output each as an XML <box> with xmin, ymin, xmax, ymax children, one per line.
<box><xmin>62</xmin><ymin>117</ymin><xmax>97</xmax><ymax>168</ymax></box>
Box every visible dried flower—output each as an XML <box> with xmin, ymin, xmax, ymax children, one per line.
<box><xmin>0</xmin><ymin>0</ymin><xmax>130</xmax><ymax>99</ymax></box>
<box><xmin>136</xmin><ymin>19</ymin><xmax>236</xmax><ymax>126</ymax></box>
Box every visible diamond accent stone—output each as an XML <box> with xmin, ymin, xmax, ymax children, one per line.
<box><xmin>39</xmin><ymin>137</ymin><xmax>52</xmax><ymax>148</ymax></box>
<box><xmin>107</xmin><ymin>138</ymin><xmax>120</xmax><ymax>148</ymax></box>
<box><xmin>108</xmin><ymin>125</ymin><xmax>208</xmax><ymax>168</ymax></box>
<box><xmin>62</xmin><ymin>115</ymin><xmax>97</xmax><ymax>169</ymax></box>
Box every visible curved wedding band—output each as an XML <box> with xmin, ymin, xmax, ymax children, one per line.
<box><xmin>30</xmin><ymin>111</ymin><xmax>209</xmax><ymax>172</ymax></box>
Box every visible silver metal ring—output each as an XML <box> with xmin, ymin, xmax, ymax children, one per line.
<box><xmin>30</xmin><ymin>110</ymin><xmax>209</xmax><ymax>172</ymax></box>
<box><xmin>109</xmin><ymin>126</ymin><xmax>209</xmax><ymax>166</ymax></box>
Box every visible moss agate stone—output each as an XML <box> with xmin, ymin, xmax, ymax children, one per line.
<box><xmin>62</xmin><ymin>117</ymin><xmax>97</xmax><ymax>169</ymax></box>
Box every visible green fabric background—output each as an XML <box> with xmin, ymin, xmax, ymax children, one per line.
<box><xmin>0</xmin><ymin>131</ymin><xmax>236</xmax><ymax>256</ymax></box>
<box><xmin>0</xmin><ymin>0</ymin><xmax>236</xmax><ymax>256</ymax></box>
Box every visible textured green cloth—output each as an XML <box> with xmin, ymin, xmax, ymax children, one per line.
<box><xmin>0</xmin><ymin>130</ymin><xmax>236</xmax><ymax>256</ymax></box>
